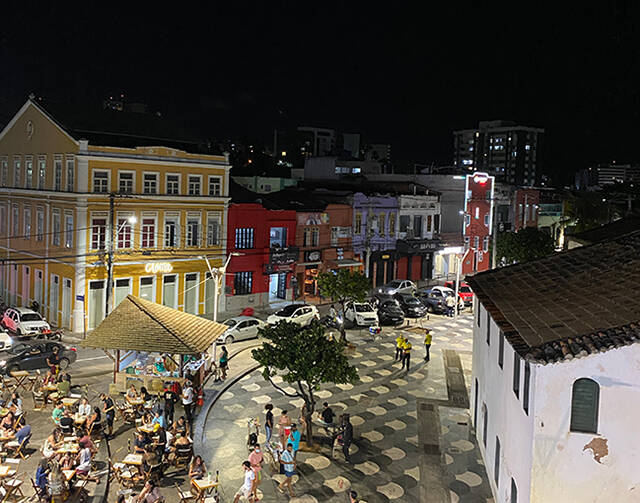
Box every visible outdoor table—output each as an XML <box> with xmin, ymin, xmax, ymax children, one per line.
<box><xmin>126</xmin><ymin>396</ymin><xmax>144</xmax><ymax>407</ymax></box>
<box><xmin>0</xmin><ymin>466</ymin><xmax>10</xmax><ymax>478</ymax></box>
<box><xmin>74</xmin><ymin>414</ymin><xmax>87</xmax><ymax>425</ymax></box>
<box><xmin>0</xmin><ymin>433</ymin><xmax>13</xmax><ymax>443</ymax></box>
<box><xmin>9</xmin><ymin>371</ymin><xmax>29</xmax><ymax>392</ymax></box>
<box><xmin>0</xmin><ymin>408</ymin><xmax>9</xmax><ymax>418</ymax></box>
<box><xmin>63</xmin><ymin>436</ymin><xmax>78</xmax><ymax>442</ymax></box>
<box><xmin>42</xmin><ymin>384</ymin><xmax>58</xmax><ymax>391</ymax></box>
<box><xmin>63</xmin><ymin>469</ymin><xmax>76</xmax><ymax>482</ymax></box>
<box><xmin>137</xmin><ymin>424</ymin><xmax>155</xmax><ymax>435</ymax></box>
<box><xmin>123</xmin><ymin>453</ymin><xmax>143</xmax><ymax>476</ymax></box>
<box><xmin>191</xmin><ymin>477</ymin><xmax>218</xmax><ymax>501</ymax></box>
<box><xmin>61</xmin><ymin>397</ymin><xmax>79</xmax><ymax>407</ymax></box>
<box><xmin>56</xmin><ymin>443</ymin><xmax>80</xmax><ymax>454</ymax></box>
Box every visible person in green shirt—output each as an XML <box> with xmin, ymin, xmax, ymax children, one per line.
<box><xmin>52</xmin><ymin>402</ymin><xmax>64</xmax><ymax>425</ymax></box>
<box><xmin>219</xmin><ymin>346</ymin><xmax>229</xmax><ymax>380</ymax></box>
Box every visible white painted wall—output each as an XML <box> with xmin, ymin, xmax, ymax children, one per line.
<box><xmin>530</xmin><ymin>344</ymin><xmax>640</xmax><ymax>502</ymax></box>
<box><xmin>471</xmin><ymin>302</ymin><xmax>536</xmax><ymax>503</ymax></box>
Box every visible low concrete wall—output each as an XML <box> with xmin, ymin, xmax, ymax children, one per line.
<box><xmin>90</xmin><ymin>436</ymin><xmax>111</xmax><ymax>502</ymax></box>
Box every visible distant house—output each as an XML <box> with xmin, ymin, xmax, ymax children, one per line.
<box><xmin>468</xmin><ymin>230</ymin><xmax>640</xmax><ymax>502</ymax></box>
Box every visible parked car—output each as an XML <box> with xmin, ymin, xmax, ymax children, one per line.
<box><xmin>2</xmin><ymin>307</ymin><xmax>51</xmax><ymax>336</ymax></box>
<box><xmin>376</xmin><ymin>299</ymin><xmax>405</xmax><ymax>326</ymax></box>
<box><xmin>0</xmin><ymin>329</ymin><xmax>13</xmax><ymax>351</ymax></box>
<box><xmin>0</xmin><ymin>340</ymin><xmax>77</xmax><ymax>374</ymax></box>
<box><xmin>376</xmin><ymin>280</ymin><xmax>417</xmax><ymax>296</ymax></box>
<box><xmin>394</xmin><ymin>293</ymin><xmax>427</xmax><ymax>318</ymax></box>
<box><xmin>430</xmin><ymin>286</ymin><xmax>465</xmax><ymax>310</ymax></box>
<box><xmin>417</xmin><ymin>289</ymin><xmax>448</xmax><ymax>314</ymax></box>
<box><xmin>266</xmin><ymin>304</ymin><xmax>320</xmax><ymax>327</ymax></box>
<box><xmin>344</xmin><ymin>302</ymin><xmax>379</xmax><ymax>327</ymax></box>
<box><xmin>444</xmin><ymin>281</ymin><xmax>474</xmax><ymax>306</ymax></box>
<box><xmin>217</xmin><ymin>316</ymin><xmax>266</xmax><ymax>345</ymax></box>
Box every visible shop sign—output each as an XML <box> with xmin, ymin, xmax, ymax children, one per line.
<box><xmin>304</xmin><ymin>250</ymin><xmax>322</xmax><ymax>262</ymax></box>
<box><xmin>264</xmin><ymin>263</ymin><xmax>295</xmax><ymax>275</ymax></box>
<box><xmin>381</xmin><ymin>254</ymin><xmax>390</xmax><ymax>260</ymax></box>
<box><xmin>298</xmin><ymin>212</ymin><xmax>329</xmax><ymax>225</ymax></box>
<box><xmin>144</xmin><ymin>262</ymin><xmax>173</xmax><ymax>273</ymax></box>
<box><xmin>269</xmin><ymin>246</ymin><xmax>299</xmax><ymax>266</ymax></box>
<box><xmin>396</xmin><ymin>239</ymin><xmax>443</xmax><ymax>254</ymax></box>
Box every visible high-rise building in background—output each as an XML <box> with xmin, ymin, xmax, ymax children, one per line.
<box><xmin>454</xmin><ymin>120</ymin><xmax>544</xmax><ymax>187</ymax></box>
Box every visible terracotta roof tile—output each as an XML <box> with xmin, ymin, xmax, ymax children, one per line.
<box><xmin>468</xmin><ymin>230</ymin><xmax>640</xmax><ymax>363</ymax></box>
<box><xmin>82</xmin><ymin>295</ymin><xmax>227</xmax><ymax>354</ymax></box>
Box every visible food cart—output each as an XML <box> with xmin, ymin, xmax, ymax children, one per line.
<box><xmin>82</xmin><ymin>295</ymin><xmax>227</xmax><ymax>394</ymax></box>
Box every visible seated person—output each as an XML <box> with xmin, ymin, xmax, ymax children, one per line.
<box><xmin>172</xmin><ymin>416</ymin><xmax>187</xmax><ymax>437</ymax></box>
<box><xmin>42</xmin><ymin>428</ymin><xmax>62</xmax><ymax>458</ymax></box>
<box><xmin>56</xmin><ymin>370</ymin><xmax>71</xmax><ymax>384</ymax></box>
<box><xmin>151</xmin><ymin>410</ymin><xmax>165</xmax><ymax>429</ymax></box>
<box><xmin>47</xmin><ymin>460</ymin><xmax>65</xmax><ymax>498</ymax></box>
<box><xmin>78</xmin><ymin>428</ymin><xmax>97</xmax><ymax>454</ymax></box>
<box><xmin>59</xmin><ymin>409</ymin><xmax>74</xmax><ymax>434</ymax></box>
<box><xmin>188</xmin><ymin>455</ymin><xmax>206</xmax><ymax>480</ymax></box>
<box><xmin>59</xmin><ymin>451</ymin><xmax>74</xmax><ymax>470</ymax></box>
<box><xmin>34</xmin><ymin>458</ymin><xmax>49</xmax><ymax>497</ymax></box>
<box><xmin>127</xmin><ymin>385</ymin><xmax>139</xmax><ymax>399</ymax></box>
<box><xmin>7</xmin><ymin>392</ymin><xmax>22</xmax><ymax>416</ymax></box>
<box><xmin>0</xmin><ymin>411</ymin><xmax>15</xmax><ymax>432</ymax></box>
<box><xmin>77</xmin><ymin>397</ymin><xmax>92</xmax><ymax>417</ymax></box>
<box><xmin>136</xmin><ymin>479</ymin><xmax>163</xmax><ymax>503</ymax></box>
<box><xmin>142</xmin><ymin>412</ymin><xmax>153</xmax><ymax>428</ymax></box>
<box><xmin>56</xmin><ymin>379</ymin><xmax>70</xmax><ymax>398</ymax></box>
<box><xmin>42</xmin><ymin>369</ymin><xmax>57</xmax><ymax>386</ymax></box>
<box><xmin>75</xmin><ymin>440</ymin><xmax>99</xmax><ymax>482</ymax></box>
<box><xmin>134</xmin><ymin>432</ymin><xmax>151</xmax><ymax>454</ymax></box>
<box><xmin>140</xmin><ymin>386</ymin><xmax>153</xmax><ymax>405</ymax></box>
<box><xmin>142</xmin><ymin>444</ymin><xmax>161</xmax><ymax>474</ymax></box>
<box><xmin>168</xmin><ymin>433</ymin><xmax>191</xmax><ymax>462</ymax></box>
<box><xmin>14</xmin><ymin>423</ymin><xmax>31</xmax><ymax>444</ymax></box>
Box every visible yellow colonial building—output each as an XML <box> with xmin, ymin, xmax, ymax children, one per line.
<box><xmin>0</xmin><ymin>97</ymin><xmax>229</xmax><ymax>333</ymax></box>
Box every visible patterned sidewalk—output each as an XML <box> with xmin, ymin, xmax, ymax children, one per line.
<box><xmin>199</xmin><ymin>313</ymin><xmax>492</xmax><ymax>502</ymax></box>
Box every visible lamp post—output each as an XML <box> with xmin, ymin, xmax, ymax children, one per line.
<box><xmin>200</xmin><ymin>252</ymin><xmax>242</xmax><ymax>323</ymax></box>
<box><xmin>105</xmin><ymin>210</ymin><xmax>136</xmax><ymax>317</ymax></box>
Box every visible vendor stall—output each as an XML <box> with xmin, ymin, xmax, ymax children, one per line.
<box><xmin>82</xmin><ymin>295</ymin><xmax>227</xmax><ymax>393</ymax></box>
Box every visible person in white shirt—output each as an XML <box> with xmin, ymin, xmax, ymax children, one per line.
<box><xmin>8</xmin><ymin>392</ymin><xmax>22</xmax><ymax>416</ymax></box>
<box><xmin>182</xmin><ymin>381</ymin><xmax>195</xmax><ymax>429</ymax></box>
<box><xmin>77</xmin><ymin>398</ymin><xmax>92</xmax><ymax>417</ymax></box>
<box><xmin>233</xmin><ymin>460</ymin><xmax>256</xmax><ymax>503</ymax></box>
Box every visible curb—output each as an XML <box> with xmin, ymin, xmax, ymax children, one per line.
<box><xmin>193</xmin><ymin>361</ymin><xmax>262</xmax><ymax>450</ymax></box>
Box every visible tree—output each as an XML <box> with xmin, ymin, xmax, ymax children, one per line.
<box><xmin>317</xmin><ymin>269</ymin><xmax>370</xmax><ymax>341</ymax></box>
<box><xmin>252</xmin><ymin>321</ymin><xmax>359</xmax><ymax>446</ymax></box>
<box><xmin>496</xmin><ymin>227</ymin><xmax>555</xmax><ymax>265</ymax></box>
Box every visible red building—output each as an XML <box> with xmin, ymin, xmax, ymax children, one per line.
<box><xmin>462</xmin><ymin>172</ymin><xmax>494</xmax><ymax>275</ymax></box>
<box><xmin>224</xmin><ymin>202</ymin><xmax>297</xmax><ymax>314</ymax></box>
<box><xmin>513</xmin><ymin>188</ymin><xmax>540</xmax><ymax>231</ymax></box>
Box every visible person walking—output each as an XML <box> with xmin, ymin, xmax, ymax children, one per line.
<box><xmin>264</xmin><ymin>404</ymin><xmax>274</xmax><ymax>444</ymax></box>
<box><xmin>424</xmin><ymin>328</ymin><xmax>432</xmax><ymax>362</ymax></box>
<box><xmin>278</xmin><ymin>410</ymin><xmax>292</xmax><ymax>447</ymax></box>
<box><xmin>287</xmin><ymin>424</ymin><xmax>301</xmax><ymax>458</ymax></box>
<box><xmin>445</xmin><ymin>294</ymin><xmax>456</xmax><ymax>317</ymax></box>
<box><xmin>100</xmin><ymin>393</ymin><xmax>115</xmax><ymax>438</ymax></box>
<box><xmin>401</xmin><ymin>338</ymin><xmax>412</xmax><ymax>371</ymax></box>
<box><xmin>162</xmin><ymin>382</ymin><xmax>178</xmax><ymax>427</ymax></box>
<box><xmin>219</xmin><ymin>346</ymin><xmax>229</xmax><ymax>380</ymax></box>
<box><xmin>341</xmin><ymin>415</ymin><xmax>353</xmax><ymax>463</ymax></box>
<box><xmin>182</xmin><ymin>380</ymin><xmax>195</xmax><ymax>430</ymax></box>
<box><xmin>277</xmin><ymin>443</ymin><xmax>296</xmax><ymax>497</ymax></box>
<box><xmin>395</xmin><ymin>333</ymin><xmax>404</xmax><ymax>361</ymax></box>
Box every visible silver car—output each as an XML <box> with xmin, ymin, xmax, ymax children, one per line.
<box><xmin>217</xmin><ymin>316</ymin><xmax>265</xmax><ymax>344</ymax></box>
<box><xmin>376</xmin><ymin>279</ymin><xmax>417</xmax><ymax>296</ymax></box>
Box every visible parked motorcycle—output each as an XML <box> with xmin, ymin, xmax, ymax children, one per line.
<box><xmin>320</xmin><ymin>314</ymin><xmax>343</xmax><ymax>330</ymax></box>
<box><xmin>36</xmin><ymin>328</ymin><xmax>63</xmax><ymax>341</ymax></box>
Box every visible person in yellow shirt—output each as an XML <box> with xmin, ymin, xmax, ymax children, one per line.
<box><xmin>401</xmin><ymin>338</ymin><xmax>412</xmax><ymax>370</ymax></box>
<box><xmin>424</xmin><ymin>329</ymin><xmax>432</xmax><ymax>362</ymax></box>
<box><xmin>395</xmin><ymin>335</ymin><xmax>404</xmax><ymax>361</ymax></box>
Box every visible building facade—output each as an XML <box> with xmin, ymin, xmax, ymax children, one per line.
<box><xmin>0</xmin><ymin>98</ymin><xmax>229</xmax><ymax>332</ymax></box>
<box><xmin>513</xmin><ymin>188</ymin><xmax>540</xmax><ymax>231</ymax></box>
<box><xmin>462</xmin><ymin>172</ymin><xmax>494</xmax><ymax>275</ymax></box>
<box><xmin>454</xmin><ymin>120</ymin><xmax>544</xmax><ymax>186</ymax></box>
<box><xmin>224</xmin><ymin>203</ymin><xmax>297</xmax><ymax>312</ymax></box>
<box><xmin>469</xmin><ymin>231</ymin><xmax>640</xmax><ymax>502</ymax></box>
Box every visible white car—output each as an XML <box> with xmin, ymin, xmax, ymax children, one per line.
<box><xmin>217</xmin><ymin>316</ymin><xmax>265</xmax><ymax>345</ymax></box>
<box><xmin>344</xmin><ymin>302</ymin><xmax>379</xmax><ymax>327</ymax></box>
<box><xmin>376</xmin><ymin>279</ymin><xmax>417</xmax><ymax>296</ymax></box>
<box><xmin>0</xmin><ymin>329</ymin><xmax>13</xmax><ymax>350</ymax></box>
<box><xmin>267</xmin><ymin>304</ymin><xmax>320</xmax><ymax>327</ymax></box>
<box><xmin>2</xmin><ymin>307</ymin><xmax>51</xmax><ymax>336</ymax></box>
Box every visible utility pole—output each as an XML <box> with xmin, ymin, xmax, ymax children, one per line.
<box><xmin>105</xmin><ymin>193</ymin><xmax>115</xmax><ymax>317</ymax></box>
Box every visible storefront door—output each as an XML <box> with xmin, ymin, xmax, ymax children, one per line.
<box><xmin>34</xmin><ymin>270</ymin><xmax>43</xmax><ymax>309</ymax></box>
<box><xmin>62</xmin><ymin>278</ymin><xmax>72</xmax><ymax>329</ymax></box>
<box><xmin>184</xmin><ymin>273</ymin><xmax>198</xmax><ymax>314</ymax></box>
<box><xmin>49</xmin><ymin>275</ymin><xmax>59</xmax><ymax>326</ymax></box>
<box><xmin>163</xmin><ymin>275</ymin><xmax>177</xmax><ymax>309</ymax></box>
<box><xmin>204</xmin><ymin>273</ymin><xmax>214</xmax><ymax>315</ymax></box>
<box><xmin>115</xmin><ymin>278</ymin><xmax>131</xmax><ymax>307</ymax></box>
<box><xmin>88</xmin><ymin>280</ymin><xmax>105</xmax><ymax>330</ymax></box>
<box><xmin>22</xmin><ymin>266</ymin><xmax>30</xmax><ymax>307</ymax></box>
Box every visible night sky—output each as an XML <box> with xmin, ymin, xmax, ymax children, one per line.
<box><xmin>2</xmin><ymin>3</ymin><xmax>640</xmax><ymax>183</ymax></box>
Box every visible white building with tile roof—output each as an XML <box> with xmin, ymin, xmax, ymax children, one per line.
<box><xmin>468</xmin><ymin>230</ymin><xmax>640</xmax><ymax>503</ymax></box>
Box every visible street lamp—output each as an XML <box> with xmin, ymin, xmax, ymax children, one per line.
<box><xmin>105</xmin><ymin>215</ymin><xmax>137</xmax><ymax>317</ymax></box>
<box><xmin>200</xmin><ymin>252</ymin><xmax>243</xmax><ymax>323</ymax></box>
<box><xmin>439</xmin><ymin>246</ymin><xmax>464</xmax><ymax>321</ymax></box>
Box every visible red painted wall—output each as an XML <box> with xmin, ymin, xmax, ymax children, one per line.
<box><xmin>462</xmin><ymin>173</ymin><xmax>494</xmax><ymax>275</ymax></box>
<box><xmin>397</xmin><ymin>257</ymin><xmax>408</xmax><ymax>279</ymax></box>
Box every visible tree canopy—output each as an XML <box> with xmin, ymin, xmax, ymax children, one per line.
<box><xmin>496</xmin><ymin>227</ymin><xmax>555</xmax><ymax>265</ymax></box>
<box><xmin>317</xmin><ymin>269</ymin><xmax>370</xmax><ymax>340</ymax></box>
<box><xmin>252</xmin><ymin>320</ymin><xmax>359</xmax><ymax>445</ymax></box>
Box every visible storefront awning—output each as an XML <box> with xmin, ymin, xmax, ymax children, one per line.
<box><xmin>298</xmin><ymin>261</ymin><xmax>322</xmax><ymax>266</ymax></box>
<box><xmin>334</xmin><ymin>258</ymin><xmax>364</xmax><ymax>267</ymax></box>
<box><xmin>82</xmin><ymin>295</ymin><xmax>228</xmax><ymax>354</ymax></box>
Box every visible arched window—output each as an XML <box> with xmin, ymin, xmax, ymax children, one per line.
<box><xmin>570</xmin><ymin>378</ymin><xmax>599</xmax><ymax>433</ymax></box>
